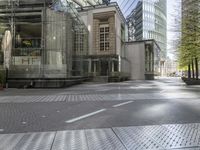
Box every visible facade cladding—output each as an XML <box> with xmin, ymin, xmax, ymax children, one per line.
<box><xmin>127</xmin><ymin>0</ymin><xmax>167</xmax><ymax>58</ymax></box>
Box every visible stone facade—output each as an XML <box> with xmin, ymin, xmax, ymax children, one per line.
<box><xmin>93</xmin><ymin>12</ymin><xmax>116</xmax><ymax>55</ymax></box>
<box><xmin>79</xmin><ymin>4</ymin><xmax>130</xmax><ymax>80</ymax></box>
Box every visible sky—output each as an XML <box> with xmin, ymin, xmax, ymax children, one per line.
<box><xmin>111</xmin><ymin>0</ymin><xmax>180</xmax><ymax>60</ymax></box>
<box><xmin>167</xmin><ymin>0</ymin><xmax>181</xmax><ymax>59</ymax></box>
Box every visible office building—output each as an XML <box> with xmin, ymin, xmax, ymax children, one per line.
<box><xmin>127</xmin><ymin>0</ymin><xmax>167</xmax><ymax>58</ymax></box>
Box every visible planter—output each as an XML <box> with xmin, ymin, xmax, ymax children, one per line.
<box><xmin>0</xmin><ymin>85</ymin><xmax>3</xmax><ymax>90</ymax></box>
<box><xmin>182</xmin><ymin>78</ymin><xmax>200</xmax><ymax>85</ymax></box>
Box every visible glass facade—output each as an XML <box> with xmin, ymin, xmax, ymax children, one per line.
<box><xmin>71</xmin><ymin>0</ymin><xmax>110</xmax><ymax>8</ymax></box>
<box><xmin>0</xmin><ymin>0</ymin><xmax>89</xmax><ymax>80</ymax></box>
<box><xmin>127</xmin><ymin>0</ymin><xmax>167</xmax><ymax>58</ymax></box>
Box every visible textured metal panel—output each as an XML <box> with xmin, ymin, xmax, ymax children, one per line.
<box><xmin>85</xmin><ymin>129</ymin><xmax>126</xmax><ymax>150</ymax></box>
<box><xmin>0</xmin><ymin>133</ymin><xmax>24</xmax><ymax>150</ymax></box>
<box><xmin>14</xmin><ymin>132</ymin><xmax>55</xmax><ymax>150</ymax></box>
<box><xmin>139</xmin><ymin>125</ymin><xmax>199</xmax><ymax>149</ymax></box>
<box><xmin>175</xmin><ymin>148</ymin><xmax>200</xmax><ymax>150</ymax></box>
<box><xmin>163</xmin><ymin>124</ymin><xmax>200</xmax><ymax>147</ymax></box>
<box><xmin>66</xmin><ymin>95</ymin><xmax>105</xmax><ymax>102</ymax></box>
<box><xmin>52</xmin><ymin>130</ymin><xmax>88</xmax><ymax>150</ymax></box>
<box><xmin>0</xmin><ymin>95</ymin><xmax>67</xmax><ymax>103</ymax></box>
<box><xmin>2</xmin><ymin>93</ymin><xmax>198</xmax><ymax>103</ymax></box>
<box><xmin>113</xmin><ymin>127</ymin><xmax>164</xmax><ymax>150</ymax></box>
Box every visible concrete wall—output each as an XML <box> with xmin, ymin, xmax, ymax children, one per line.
<box><xmin>115</xmin><ymin>9</ymin><xmax>123</xmax><ymax>56</ymax></box>
<box><xmin>125</xmin><ymin>43</ymin><xmax>145</xmax><ymax>80</ymax></box>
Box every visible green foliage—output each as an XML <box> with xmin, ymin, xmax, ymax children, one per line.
<box><xmin>179</xmin><ymin>0</ymin><xmax>200</xmax><ymax>68</ymax></box>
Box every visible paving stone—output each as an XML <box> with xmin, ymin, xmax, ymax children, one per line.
<box><xmin>0</xmin><ymin>92</ymin><xmax>200</xmax><ymax>103</ymax></box>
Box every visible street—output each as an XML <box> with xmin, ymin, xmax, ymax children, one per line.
<box><xmin>0</xmin><ymin>77</ymin><xmax>200</xmax><ymax>150</ymax></box>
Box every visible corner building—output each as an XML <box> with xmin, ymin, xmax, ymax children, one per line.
<box><xmin>78</xmin><ymin>3</ymin><xmax>130</xmax><ymax>82</ymax></box>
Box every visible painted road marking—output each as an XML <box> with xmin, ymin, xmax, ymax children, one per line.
<box><xmin>97</xmin><ymin>89</ymin><xmax>109</xmax><ymax>91</ymax></box>
<box><xmin>160</xmin><ymin>90</ymin><xmax>166</xmax><ymax>93</ymax></box>
<box><xmin>66</xmin><ymin>109</ymin><xmax>106</xmax><ymax>123</ymax></box>
<box><xmin>112</xmin><ymin>101</ymin><xmax>133</xmax><ymax>108</ymax></box>
<box><xmin>22</xmin><ymin>121</ymin><xmax>27</xmax><ymax>125</ymax></box>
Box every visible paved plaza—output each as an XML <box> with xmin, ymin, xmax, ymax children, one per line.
<box><xmin>0</xmin><ymin>77</ymin><xmax>200</xmax><ymax>150</ymax></box>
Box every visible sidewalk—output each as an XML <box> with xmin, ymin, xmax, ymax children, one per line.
<box><xmin>1</xmin><ymin>123</ymin><xmax>200</xmax><ymax>150</ymax></box>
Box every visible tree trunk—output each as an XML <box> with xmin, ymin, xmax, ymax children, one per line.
<box><xmin>195</xmin><ymin>57</ymin><xmax>199</xmax><ymax>80</ymax></box>
<box><xmin>192</xmin><ymin>59</ymin><xmax>195</xmax><ymax>79</ymax></box>
<box><xmin>188</xmin><ymin>64</ymin><xmax>191</xmax><ymax>79</ymax></box>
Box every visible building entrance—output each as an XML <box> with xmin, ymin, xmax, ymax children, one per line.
<box><xmin>100</xmin><ymin>61</ymin><xmax>108</xmax><ymax>76</ymax></box>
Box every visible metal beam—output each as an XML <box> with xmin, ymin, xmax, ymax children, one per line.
<box><xmin>0</xmin><ymin>12</ymin><xmax>41</xmax><ymax>17</ymax></box>
<box><xmin>72</xmin><ymin>0</ymin><xmax>84</xmax><ymax>8</ymax></box>
<box><xmin>0</xmin><ymin>7</ymin><xmax>43</xmax><ymax>13</ymax></box>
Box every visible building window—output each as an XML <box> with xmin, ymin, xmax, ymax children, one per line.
<box><xmin>99</xmin><ymin>24</ymin><xmax>109</xmax><ymax>51</ymax></box>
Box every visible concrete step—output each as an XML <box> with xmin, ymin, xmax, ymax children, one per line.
<box><xmin>92</xmin><ymin>76</ymin><xmax>108</xmax><ymax>83</ymax></box>
<box><xmin>7</xmin><ymin>78</ymin><xmax>88</xmax><ymax>88</ymax></box>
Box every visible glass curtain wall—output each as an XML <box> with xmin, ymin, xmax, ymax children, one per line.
<box><xmin>0</xmin><ymin>0</ymin><xmax>88</xmax><ymax>79</ymax></box>
<box><xmin>127</xmin><ymin>0</ymin><xmax>167</xmax><ymax>58</ymax></box>
<box><xmin>143</xmin><ymin>0</ymin><xmax>167</xmax><ymax>58</ymax></box>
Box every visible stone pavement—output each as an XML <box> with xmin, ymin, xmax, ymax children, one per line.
<box><xmin>0</xmin><ymin>77</ymin><xmax>200</xmax><ymax>150</ymax></box>
<box><xmin>0</xmin><ymin>93</ymin><xmax>199</xmax><ymax>103</ymax></box>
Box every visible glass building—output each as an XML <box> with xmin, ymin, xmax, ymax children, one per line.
<box><xmin>72</xmin><ymin>0</ymin><xmax>110</xmax><ymax>7</ymax></box>
<box><xmin>126</xmin><ymin>0</ymin><xmax>167</xmax><ymax>58</ymax></box>
<box><xmin>0</xmin><ymin>0</ymin><xmax>90</xmax><ymax>87</ymax></box>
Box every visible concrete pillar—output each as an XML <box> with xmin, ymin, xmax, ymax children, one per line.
<box><xmin>112</xmin><ymin>61</ymin><xmax>114</xmax><ymax>72</ymax></box>
<box><xmin>152</xmin><ymin>51</ymin><xmax>154</xmax><ymax>72</ymax></box>
<box><xmin>150</xmin><ymin>51</ymin><xmax>153</xmax><ymax>72</ymax></box>
<box><xmin>88</xmin><ymin>59</ymin><xmax>91</xmax><ymax>73</ymax></box>
<box><xmin>94</xmin><ymin>61</ymin><xmax>96</xmax><ymax>74</ymax></box>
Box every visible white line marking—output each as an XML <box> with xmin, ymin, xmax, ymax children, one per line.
<box><xmin>160</xmin><ymin>90</ymin><xmax>166</xmax><ymax>93</ymax></box>
<box><xmin>66</xmin><ymin>109</ymin><xmax>106</xmax><ymax>123</ymax></box>
<box><xmin>112</xmin><ymin>101</ymin><xmax>133</xmax><ymax>108</ymax></box>
<box><xmin>22</xmin><ymin>122</ymin><xmax>27</xmax><ymax>125</ymax></box>
<box><xmin>97</xmin><ymin>89</ymin><xmax>108</xmax><ymax>91</ymax></box>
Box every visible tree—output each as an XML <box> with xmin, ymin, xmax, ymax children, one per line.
<box><xmin>179</xmin><ymin>0</ymin><xmax>200</xmax><ymax>80</ymax></box>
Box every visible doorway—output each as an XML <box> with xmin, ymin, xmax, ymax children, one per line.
<box><xmin>100</xmin><ymin>61</ymin><xmax>109</xmax><ymax>76</ymax></box>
